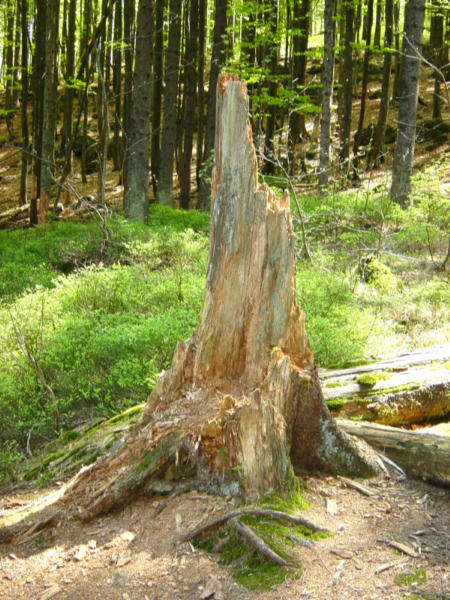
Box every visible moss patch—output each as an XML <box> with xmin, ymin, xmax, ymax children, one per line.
<box><xmin>356</xmin><ymin>372</ymin><xmax>391</xmax><ymax>388</ymax></box>
<box><xmin>394</xmin><ymin>568</ymin><xmax>427</xmax><ymax>587</ymax></box>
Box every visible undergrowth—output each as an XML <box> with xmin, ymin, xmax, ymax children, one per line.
<box><xmin>0</xmin><ymin>162</ymin><xmax>448</xmax><ymax>483</ymax></box>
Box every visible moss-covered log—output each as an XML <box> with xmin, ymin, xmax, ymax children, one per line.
<box><xmin>338</xmin><ymin>419</ymin><xmax>450</xmax><ymax>486</ymax></box>
<box><xmin>322</xmin><ymin>346</ymin><xmax>450</xmax><ymax>426</ymax></box>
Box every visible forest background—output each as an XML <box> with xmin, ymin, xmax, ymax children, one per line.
<box><xmin>0</xmin><ymin>0</ymin><xmax>448</xmax><ymax>484</ymax></box>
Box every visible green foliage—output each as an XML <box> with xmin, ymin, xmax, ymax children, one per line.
<box><xmin>297</xmin><ymin>266</ymin><xmax>370</xmax><ymax>367</ymax></box>
<box><xmin>0</xmin><ymin>441</ymin><xmax>23</xmax><ymax>485</ymax></box>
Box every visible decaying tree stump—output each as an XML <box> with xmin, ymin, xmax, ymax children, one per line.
<box><xmin>3</xmin><ymin>75</ymin><xmax>381</xmax><ymax>531</ymax></box>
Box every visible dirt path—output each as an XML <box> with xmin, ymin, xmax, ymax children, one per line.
<box><xmin>1</xmin><ymin>473</ymin><xmax>448</xmax><ymax>600</ymax></box>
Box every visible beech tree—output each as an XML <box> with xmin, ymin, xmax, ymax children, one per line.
<box><xmin>390</xmin><ymin>0</ymin><xmax>426</xmax><ymax>205</ymax></box>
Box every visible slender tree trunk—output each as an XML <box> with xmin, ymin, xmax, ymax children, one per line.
<box><xmin>287</xmin><ymin>0</ymin><xmax>311</xmax><ymax>174</ymax></box>
<box><xmin>262</xmin><ymin>0</ymin><xmax>279</xmax><ymax>175</ymax></box>
<box><xmin>5</xmin><ymin>0</ymin><xmax>15</xmax><ymax>140</ymax></box>
<box><xmin>151</xmin><ymin>0</ymin><xmax>165</xmax><ymax>196</ymax></box>
<box><xmin>373</xmin><ymin>0</ymin><xmax>383</xmax><ymax>48</ymax></box>
<box><xmin>123</xmin><ymin>0</ymin><xmax>154</xmax><ymax>222</ymax></box>
<box><xmin>339</xmin><ymin>0</ymin><xmax>354</xmax><ymax>176</ymax></box>
<box><xmin>197</xmin><ymin>0</ymin><xmax>228</xmax><ymax>211</ymax></box>
<box><xmin>112</xmin><ymin>0</ymin><xmax>123</xmax><ymax>175</ymax></box>
<box><xmin>318</xmin><ymin>0</ymin><xmax>335</xmax><ymax>194</ymax></box>
<box><xmin>157</xmin><ymin>0</ymin><xmax>182</xmax><ymax>206</ymax></box>
<box><xmin>20</xmin><ymin>0</ymin><xmax>29</xmax><ymax>207</ymax></box>
<box><xmin>61</xmin><ymin>0</ymin><xmax>76</xmax><ymax>170</ymax></box>
<box><xmin>31</xmin><ymin>0</ymin><xmax>46</xmax><ymax>224</ymax></box>
<box><xmin>368</xmin><ymin>0</ymin><xmax>393</xmax><ymax>168</ymax></box>
<box><xmin>196</xmin><ymin>0</ymin><xmax>207</xmax><ymax>189</ymax></box>
<box><xmin>391</xmin><ymin>0</ymin><xmax>401</xmax><ymax>101</ymax></box>
<box><xmin>12</xmin><ymin>0</ymin><xmax>21</xmax><ymax>108</ymax></box>
<box><xmin>430</xmin><ymin>0</ymin><xmax>444</xmax><ymax>119</ymax></box>
<box><xmin>390</xmin><ymin>0</ymin><xmax>425</xmax><ymax>206</ymax></box>
<box><xmin>39</xmin><ymin>0</ymin><xmax>60</xmax><ymax>223</ymax></box>
<box><xmin>80</xmin><ymin>0</ymin><xmax>92</xmax><ymax>184</ymax></box>
<box><xmin>180</xmin><ymin>0</ymin><xmax>199</xmax><ymax>209</ymax></box>
<box><xmin>122</xmin><ymin>0</ymin><xmax>135</xmax><ymax>187</ymax></box>
<box><xmin>353</xmin><ymin>0</ymin><xmax>374</xmax><ymax>170</ymax></box>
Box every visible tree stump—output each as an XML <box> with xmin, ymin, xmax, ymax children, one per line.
<box><xmin>17</xmin><ymin>75</ymin><xmax>381</xmax><ymax>525</ymax></box>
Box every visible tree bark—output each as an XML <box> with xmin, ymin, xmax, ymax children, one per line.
<box><xmin>123</xmin><ymin>0</ymin><xmax>154</xmax><ymax>222</ymax></box>
<box><xmin>339</xmin><ymin>0</ymin><xmax>354</xmax><ymax>176</ymax></box>
<box><xmin>430</xmin><ymin>0</ymin><xmax>444</xmax><ymax>119</ymax></box>
<box><xmin>318</xmin><ymin>0</ymin><xmax>335</xmax><ymax>194</ymax></box>
<box><xmin>352</xmin><ymin>0</ymin><xmax>374</xmax><ymax>171</ymax></box>
<box><xmin>179</xmin><ymin>0</ymin><xmax>199</xmax><ymax>209</ymax></box>
<box><xmin>20</xmin><ymin>74</ymin><xmax>379</xmax><ymax>525</ymax></box>
<box><xmin>157</xmin><ymin>0</ymin><xmax>182</xmax><ymax>206</ymax></box>
<box><xmin>287</xmin><ymin>0</ymin><xmax>311</xmax><ymax>174</ymax></box>
<box><xmin>197</xmin><ymin>0</ymin><xmax>228</xmax><ymax>211</ymax></box>
<box><xmin>150</xmin><ymin>0</ymin><xmax>165</xmax><ymax>196</ymax></box>
<box><xmin>20</xmin><ymin>0</ymin><xmax>29</xmax><ymax>207</ymax></box>
<box><xmin>367</xmin><ymin>0</ymin><xmax>393</xmax><ymax>168</ymax></box>
<box><xmin>390</xmin><ymin>0</ymin><xmax>425</xmax><ymax>206</ymax></box>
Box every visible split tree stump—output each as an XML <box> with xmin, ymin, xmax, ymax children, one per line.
<box><xmin>9</xmin><ymin>75</ymin><xmax>381</xmax><ymax>525</ymax></box>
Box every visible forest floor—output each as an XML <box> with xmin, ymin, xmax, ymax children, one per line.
<box><xmin>1</xmin><ymin>471</ymin><xmax>449</xmax><ymax>600</ymax></box>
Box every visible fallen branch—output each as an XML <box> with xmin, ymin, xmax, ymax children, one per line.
<box><xmin>231</xmin><ymin>517</ymin><xmax>294</xmax><ymax>567</ymax></box>
<box><xmin>180</xmin><ymin>507</ymin><xmax>327</xmax><ymax>543</ymax></box>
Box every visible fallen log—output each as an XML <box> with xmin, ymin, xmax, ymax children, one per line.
<box><xmin>0</xmin><ymin>204</ymin><xmax>29</xmax><ymax>229</ymax></box>
<box><xmin>321</xmin><ymin>345</ymin><xmax>450</xmax><ymax>426</ymax></box>
<box><xmin>338</xmin><ymin>419</ymin><xmax>450</xmax><ymax>487</ymax></box>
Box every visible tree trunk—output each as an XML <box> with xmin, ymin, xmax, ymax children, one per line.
<box><xmin>262</xmin><ymin>0</ymin><xmax>279</xmax><ymax>175</ymax></box>
<box><xmin>5</xmin><ymin>0</ymin><xmax>15</xmax><ymax>141</ymax></box>
<box><xmin>339</xmin><ymin>0</ymin><xmax>354</xmax><ymax>176</ymax></box>
<box><xmin>430</xmin><ymin>0</ymin><xmax>444</xmax><ymax>119</ymax></box>
<box><xmin>157</xmin><ymin>0</ymin><xmax>182</xmax><ymax>206</ymax></box>
<box><xmin>17</xmin><ymin>74</ymin><xmax>379</xmax><ymax>525</ymax></box>
<box><xmin>338</xmin><ymin>420</ymin><xmax>450</xmax><ymax>487</ymax></box>
<box><xmin>179</xmin><ymin>0</ymin><xmax>199</xmax><ymax>209</ymax></box>
<box><xmin>122</xmin><ymin>0</ymin><xmax>135</xmax><ymax>179</ymax></box>
<box><xmin>197</xmin><ymin>0</ymin><xmax>228</xmax><ymax>211</ymax></box>
<box><xmin>20</xmin><ymin>0</ymin><xmax>29</xmax><ymax>207</ymax></box>
<box><xmin>112</xmin><ymin>0</ymin><xmax>123</xmax><ymax>175</ymax></box>
<box><xmin>60</xmin><ymin>0</ymin><xmax>76</xmax><ymax>170</ymax></box>
<box><xmin>195</xmin><ymin>0</ymin><xmax>207</xmax><ymax>190</ymax></box>
<box><xmin>373</xmin><ymin>0</ymin><xmax>383</xmax><ymax>48</ymax></box>
<box><xmin>318</xmin><ymin>0</ymin><xmax>335</xmax><ymax>194</ymax></box>
<box><xmin>352</xmin><ymin>0</ymin><xmax>374</xmax><ymax>172</ymax></box>
<box><xmin>287</xmin><ymin>0</ymin><xmax>310</xmax><ymax>174</ymax></box>
<box><xmin>150</xmin><ymin>0</ymin><xmax>165</xmax><ymax>196</ymax></box>
<box><xmin>391</xmin><ymin>0</ymin><xmax>401</xmax><ymax>101</ymax></box>
<box><xmin>367</xmin><ymin>0</ymin><xmax>393</xmax><ymax>168</ymax></box>
<box><xmin>123</xmin><ymin>0</ymin><xmax>154</xmax><ymax>223</ymax></box>
<box><xmin>390</xmin><ymin>0</ymin><xmax>425</xmax><ymax>206</ymax></box>
<box><xmin>39</xmin><ymin>0</ymin><xmax>60</xmax><ymax>223</ymax></box>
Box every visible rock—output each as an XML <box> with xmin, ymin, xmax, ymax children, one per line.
<box><xmin>39</xmin><ymin>585</ymin><xmax>61</xmax><ymax>600</ymax></box>
<box><xmin>200</xmin><ymin>576</ymin><xmax>224</xmax><ymax>599</ymax></box>
<box><xmin>120</xmin><ymin>531</ymin><xmax>136</xmax><ymax>542</ymax></box>
<box><xmin>73</xmin><ymin>546</ymin><xmax>88</xmax><ymax>561</ymax></box>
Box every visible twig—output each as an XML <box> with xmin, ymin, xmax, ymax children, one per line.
<box><xmin>231</xmin><ymin>518</ymin><xmax>294</xmax><ymax>567</ymax></box>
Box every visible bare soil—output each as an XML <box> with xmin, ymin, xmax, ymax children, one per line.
<box><xmin>1</xmin><ymin>473</ymin><xmax>448</xmax><ymax>600</ymax></box>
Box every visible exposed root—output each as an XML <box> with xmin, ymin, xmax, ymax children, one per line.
<box><xmin>231</xmin><ymin>517</ymin><xmax>294</xmax><ymax>567</ymax></box>
<box><xmin>179</xmin><ymin>507</ymin><xmax>328</xmax><ymax>543</ymax></box>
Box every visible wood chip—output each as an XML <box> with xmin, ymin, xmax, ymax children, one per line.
<box><xmin>39</xmin><ymin>585</ymin><xmax>61</xmax><ymax>600</ymax></box>
<box><xmin>200</xmin><ymin>576</ymin><xmax>224</xmax><ymax>600</ymax></box>
<box><xmin>388</xmin><ymin>540</ymin><xmax>420</xmax><ymax>558</ymax></box>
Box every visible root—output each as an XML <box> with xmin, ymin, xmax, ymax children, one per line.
<box><xmin>231</xmin><ymin>517</ymin><xmax>294</xmax><ymax>567</ymax></box>
<box><xmin>179</xmin><ymin>507</ymin><xmax>328</xmax><ymax>543</ymax></box>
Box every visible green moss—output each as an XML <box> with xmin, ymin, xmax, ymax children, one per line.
<box><xmin>103</xmin><ymin>404</ymin><xmax>145</xmax><ymax>426</ymax></box>
<box><xmin>41</xmin><ymin>450</ymin><xmax>66</xmax><ymax>469</ymax></box>
<box><xmin>23</xmin><ymin>465</ymin><xmax>40</xmax><ymax>481</ymax></box>
<box><xmin>394</xmin><ymin>568</ymin><xmax>427</xmax><ymax>587</ymax></box>
<box><xmin>356</xmin><ymin>372</ymin><xmax>390</xmax><ymax>388</ymax></box>
<box><xmin>258</xmin><ymin>489</ymin><xmax>309</xmax><ymax>513</ymax></box>
<box><xmin>324</xmin><ymin>381</ymin><xmax>344</xmax><ymax>388</ymax></box>
<box><xmin>326</xmin><ymin>398</ymin><xmax>347</xmax><ymax>411</ymax></box>
<box><xmin>233</xmin><ymin>556</ymin><xmax>300</xmax><ymax>591</ymax></box>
